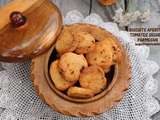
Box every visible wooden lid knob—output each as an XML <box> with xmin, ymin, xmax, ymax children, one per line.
<box><xmin>0</xmin><ymin>0</ymin><xmax>62</xmax><ymax>62</ymax></box>
<box><xmin>10</xmin><ymin>11</ymin><xmax>27</xmax><ymax>28</ymax></box>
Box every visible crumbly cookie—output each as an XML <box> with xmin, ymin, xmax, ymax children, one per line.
<box><xmin>102</xmin><ymin>37</ymin><xmax>123</xmax><ymax>63</ymax></box>
<box><xmin>67</xmin><ymin>87</ymin><xmax>94</xmax><ymax>98</ymax></box>
<box><xmin>79</xmin><ymin>65</ymin><xmax>107</xmax><ymax>94</ymax></box>
<box><xmin>74</xmin><ymin>32</ymin><xmax>95</xmax><ymax>54</ymax></box>
<box><xmin>86</xmin><ymin>41</ymin><xmax>113</xmax><ymax>70</ymax></box>
<box><xmin>59</xmin><ymin>52</ymin><xmax>88</xmax><ymax>82</ymax></box>
<box><xmin>49</xmin><ymin>60</ymin><xmax>75</xmax><ymax>91</ymax></box>
<box><xmin>55</xmin><ymin>27</ymin><xmax>79</xmax><ymax>54</ymax></box>
<box><xmin>66</xmin><ymin>23</ymin><xmax>110</xmax><ymax>42</ymax></box>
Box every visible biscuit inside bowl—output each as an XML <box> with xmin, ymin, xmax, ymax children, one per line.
<box><xmin>45</xmin><ymin>48</ymin><xmax>118</xmax><ymax>103</ymax></box>
<box><xmin>32</xmin><ymin>23</ymin><xmax>131</xmax><ymax>116</ymax></box>
<box><xmin>44</xmin><ymin>23</ymin><xmax>123</xmax><ymax>103</ymax></box>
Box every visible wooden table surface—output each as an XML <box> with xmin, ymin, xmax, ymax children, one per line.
<box><xmin>0</xmin><ymin>0</ymin><xmax>160</xmax><ymax>119</ymax></box>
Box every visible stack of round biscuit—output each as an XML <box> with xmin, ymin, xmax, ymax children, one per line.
<box><xmin>49</xmin><ymin>24</ymin><xmax>122</xmax><ymax>99</ymax></box>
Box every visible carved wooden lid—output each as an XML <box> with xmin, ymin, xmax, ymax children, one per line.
<box><xmin>0</xmin><ymin>0</ymin><xmax>62</xmax><ymax>62</ymax></box>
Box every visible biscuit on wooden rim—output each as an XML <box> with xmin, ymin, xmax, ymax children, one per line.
<box><xmin>55</xmin><ymin>27</ymin><xmax>79</xmax><ymax>54</ymax></box>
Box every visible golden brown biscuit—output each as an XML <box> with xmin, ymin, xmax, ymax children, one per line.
<box><xmin>74</xmin><ymin>32</ymin><xmax>95</xmax><ymax>54</ymax></box>
<box><xmin>59</xmin><ymin>52</ymin><xmax>88</xmax><ymax>82</ymax></box>
<box><xmin>49</xmin><ymin>60</ymin><xmax>75</xmax><ymax>91</ymax></box>
<box><xmin>102</xmin><ymin>37</ymin><xmax>122</xmax><ymax>63</ymax></box>
<box><xmin>67</xmin><ymin>87</ymin><xmax>94</xmax><ymax>98</ymax></box>
<box><xmin>55</xmin><ymin>27</ymin><xmax>79</xmax><ymax>54</ymax></box>
<box><xmin>86</xmin><ymin>41</ymin><xmax>113</xmax><ymax>70</ymax></box>
<box><xmin>67</xmin><ymin>23</ymin><xmax>110</xmax><ymax>42</ymax></box>
<box><xmin>79</xmin><ymin>66</ymin><xmax>107</xmax><ymax>94</ymax></box>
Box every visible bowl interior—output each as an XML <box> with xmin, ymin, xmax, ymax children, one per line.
<box><xmin>44</xmin><ymin>47</ymin><xmax>118</xmax><ymax>103</ymax></box>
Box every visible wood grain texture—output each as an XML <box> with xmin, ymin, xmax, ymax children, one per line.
<box><xmin>0</xmin><ymin>0</ymin><xmax>62</xmax><ymax>62</ymax></box>
<box><xmin>0</xmin><ymin>0</ymin><xmax>40</xmax><ymax>29</ymax></box>
<box><xmin>31</xmin><ymin>23</ymin><xmax>131</xmax><ymax>117</ymax></box>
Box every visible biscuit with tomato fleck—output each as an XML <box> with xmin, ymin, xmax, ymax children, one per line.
<box><xmin>74</xmin><ymin>32</ymin><xmax>95</xmax><ymax>54</ymax></box>
<box><xmin>55</xmin><ymin>27</ymin><xmax>78</xmax><ymax>54</ymax></box>
<box><xmin>102</xmin><ymin>37</ymin><xmax>123</xmax><ymax>63</ymax></box>
<box><xmin>86</xmin><ymin>41</ymin><xmax>113</xmax><ymax>69</ymax></box>
<box><xmin>49</xmin><ymin>60</ymin><xmax>75</xmax><ymax>91</ymax></box>
<box><xmin>59</xmin><ymin>52</ymin><xmax>88</xmax><ymax>82</ymax></box>
<box><xmin>79</xmin><ymin>65</ymin><xmax>107</xmax><ymax>94</ymax></box>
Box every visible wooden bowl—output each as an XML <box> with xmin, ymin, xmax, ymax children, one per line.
<box><xmin>45</xmin><ymin>47</ymin><xmax>118</xmax><ymax>103</ymax></box>
<box><xmin>31</xmin><ymin>23</ymin><xmax>131</xmax><ymax>117</ymax></box>
<box><xmin>0</xmin><ymin>0</ymin><xmax>62</xmax><ymax>62</ymax></box>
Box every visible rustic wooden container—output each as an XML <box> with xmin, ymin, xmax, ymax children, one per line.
<box><xmin>0</xmin><ymin>0</ymin><xmax>62</xmax><ymax>62</ymax></box>
<box><xmin>0</xmin><ymin>0</ymin><xmax>131</xmax><ymax>117</ymax></box>
<box><xmin>31</xmin><ymin>23</ymin><xmax>131</xmax><ymax>117</ymax></box>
